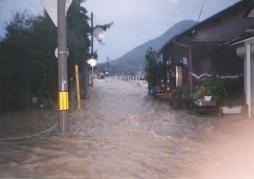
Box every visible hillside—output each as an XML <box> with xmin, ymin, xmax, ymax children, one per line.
<box><xmin>102</xmin><ymin>20</ymin><xmax>196</xmax><ymax>74</ymax></box>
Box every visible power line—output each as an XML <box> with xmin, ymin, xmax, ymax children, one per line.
<box><xmin>0</xmin><ymin>123</ymin><xmax>58</xmax><ymax>145</ymax></box>
<box><xmin>94</xmin><ymin>16</ymin><xmax>159</xmax><ymax>43</ymax></box>
<box><xmin>94</xmin><ymin>14</ymin><xmax>173</xmax><ymax>25</ymax></box>
<box><xmin>197</xmin><ymin>0</ymin><xmax>206</xmax><ymax>24</ymax></box>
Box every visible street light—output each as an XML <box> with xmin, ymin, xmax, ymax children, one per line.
<box><xmin>87</xmin><ymin>57</ymin><xmax>97</xmax><ymax>87</ymax></box>
<box><xmin>89</xmin><ymin>12</ymin><xmax>104</xmax><ymax>88</ymax></box>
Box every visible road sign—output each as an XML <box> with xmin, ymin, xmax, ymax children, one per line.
<box><xmin>41</xmin><ymin>0</ymin><xmax>73</xmax><ymax>26</ymax></box>
<box><xmin>54</xmin><ymin>47</ymin><xmax>69</xmax><ymax>58</ymax></box>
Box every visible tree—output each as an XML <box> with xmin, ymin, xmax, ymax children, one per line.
<box><xmin>1</xmin><ymin>11</ymin><xmax>40</xmax><ymax>79</ymax></box>
<box><xmin>0</xmin><ymin>11</ymin><xmax>46</xmax><ymax>111</ymax></box>
<box><xmin>144</xmin><ymin>47</ymin><xmax>162</xmax><ymax>93</ymax></box>
<box><xmin>0</xmin><ymin>0</ymin><xmax>113</xmax><ymax>111</ymax></box>
<box><xmin>0</xmin><ymin>0</ymin><xmax>112</xmax><ymax>81</ymax></box>
<box><xmin>67</xmin><ymin>0</ymin><xmax>90</xmax><ymax>72</ymax></box>
<box><xmin>67</xmin><ymin>0</ymin><xmax>113</xmax><ymax>72</ymax></box>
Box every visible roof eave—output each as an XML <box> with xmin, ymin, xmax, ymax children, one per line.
<box><xmin>156</xmin><ymin>0</ymin><xmax>246</xmax><ymax>55</ymax></box>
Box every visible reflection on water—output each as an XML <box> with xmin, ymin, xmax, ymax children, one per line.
<box><xmin>0</xmin><ymin>77</ymin><xmax>254</xmax><ymax>178</ymax></box>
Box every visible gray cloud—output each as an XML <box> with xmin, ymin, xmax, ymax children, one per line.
<box><xmin>0</xmin><ymin>0</ymin><xmax>240</xmax><ymax>63</ymax></box>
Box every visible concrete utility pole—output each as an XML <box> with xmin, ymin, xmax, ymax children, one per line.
<box><xmin>91</xmin><ymin>12</ymin><xmax>93</xmax><ymax>56</ymax></box>
<box><xmin>90</xmin><ymin>12</ymin><xmax>93</xmax><ymax>87</ymax></box>
<box><xmin>41</xmin><ymin>0</ymin><xmax>73</xmax><ymax>133</ymax></box>
<box><xmin>58</xmin><ymin>0</ymin><xmax>69</xmax><ymax>133</ymax></box>
<box><xmin>107</xmin><ymin>57</ymin><xmax>109</xmax><ymax>74</ymax></box>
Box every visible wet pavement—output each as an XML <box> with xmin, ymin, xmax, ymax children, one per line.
<box><xmin>0</xmin><ymin>76</ymin><xmax>254</xmax><ymax>178</ymax></box>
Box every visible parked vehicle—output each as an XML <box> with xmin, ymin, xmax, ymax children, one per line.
<box><xmin>98</xmin><ymin>72</ymin><xmax>105</xmax><ymax>79</ymax></box>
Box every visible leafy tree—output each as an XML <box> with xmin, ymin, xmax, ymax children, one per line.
<box><xmin>0</xmin><ymin>0</ymin><xmax>113</xmax><ymax>111</ymax></box>
<box><xmin>144</xmin><ymin>47</ymin><xmax>162</xmax><ymax>93</ymax></box>
<box><xmin>0</xmin><ymin>10</ymin><xmax>58</xmax><ymax>95</ymax></box>
<box><xmin>0</xmin><ymin>11</ymin><xmax>39</xmax><ymax>80</ymax></box>
<box><xmin>30</xmin><ymin>11</ymin><xmax>57</xmax><ymax>73</ymax></box>
<box><xmin>67</xmin><ymin>0</ymin><xmax>113</xmax><ymax>72</ymax></box>
<box><xmin>67</xmin><ymin>0</ymin><xmax>90</xmax><ymax>71</ymax></box>
<box><xmin>0</xmin><ymin>0</ymin><xmax>112</xmax><ymax>82</ymax></box>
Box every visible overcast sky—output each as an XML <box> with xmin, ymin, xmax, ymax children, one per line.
<box><xmin>0</xmin><ymin>0</ymin><xmax>240</xmax><ymax>63</ymax></box>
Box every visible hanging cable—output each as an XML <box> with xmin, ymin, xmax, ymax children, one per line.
<box><xmin>94</xmin><ymin>16</ymin><xmax>163</xmax><ymax>47</ymax></box>
<box><xmin>0</xmin><ymin>123</ymin><xmax>58</xmax><ymax>145</ymax></box>
<box><xmin>197</xmin><ymin>0</ymin><xmax>206</xmax><ymax>24</ymax></box>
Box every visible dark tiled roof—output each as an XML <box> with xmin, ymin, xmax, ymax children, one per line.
<box><xmin>214</xmin><ymin>20</ymin><xmax>254</xmax><ymax>51</ymax></box>
<box><xmin>157</xmin><ymin>0</ymin><xmax>252</xmax><ymax>55</ymax></box>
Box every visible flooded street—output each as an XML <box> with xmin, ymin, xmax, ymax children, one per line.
<box><xmin>1</xmin><ymin>77</ymin><xmax>254</xmax><ymax>178</ymax></box>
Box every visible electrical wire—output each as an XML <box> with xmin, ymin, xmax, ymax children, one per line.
<box><xmin>94</xmin><ymin>15</ymin><xmax>173</xmax><ymax>24</ymax></box>
<box><xmin>197</xmin><ymin>0</ymin><xmax>206</xmax><ymax>24</ymax></box>
<box><xmin>0</xmin><ymin>123</ymin><xmax>58</xmax><ymax>145</ymax></box>
<box><xmin>94</xmin><ymin>16</ymin><xmax>163</xmax><ymax>47</ymax></box>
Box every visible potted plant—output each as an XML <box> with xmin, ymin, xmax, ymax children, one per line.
<box><xmin>170</xmin><ymin>87</ymin><xmax>188</xmax><ymax>110</ymax></box>
<box><xmin>195</xmin><ymin>85</ymin><xmax>211</xmax><ymax>100</ymax></box>
<box><xmin>195</xmin><ymin>72</ymin><xmax>225</xmax><ymax>102</ymax></box>
<box><xmin>219</xmin><ymin>96</ymin><xmax>245</xmax><ymax>115</ymax></box>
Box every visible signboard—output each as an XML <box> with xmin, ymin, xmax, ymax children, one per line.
<box><xmin>41</xmin><ymin>0</ymin><xmax>73</xmax><ymax>26</ymax></box>
<box><xmin>54</xmin><ymin>47</ymin><xmax>69</xmax><ymax>58</ymax></box>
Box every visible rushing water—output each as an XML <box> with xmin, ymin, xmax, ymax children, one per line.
<box><xmin>1</xmin><ymin>77</ymin><xmax>254</xmax><ymax>178</ymax></box>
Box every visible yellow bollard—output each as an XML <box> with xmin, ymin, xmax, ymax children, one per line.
<box><xmin>75</xmin><ymin>65</ymin><xmax>81</xmax><ymax>111</ymax></box>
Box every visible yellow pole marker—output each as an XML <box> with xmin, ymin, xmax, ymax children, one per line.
<box><xmin>59</xmin><ymin>91</ymin><xmax>69</xmax><ymax>110</ymax></box>
<box><xmin>75</xmin><ymin>65</ymin><xmax>81</xmax><ymax>111</ymax></box>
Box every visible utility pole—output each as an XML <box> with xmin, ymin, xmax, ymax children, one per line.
<box><xmin>90</xmin><ymin>12</ymin><xmax>94</xmax><ymax>86</ymax></box>
<box><xmin>91</xmin><ymin>12</ymin><xmax>93</xmax><ymax>56</ymax></box>
<box><xmin>107</xmin><ymin>57</ymin><xmax>109</xmax><ymax>74</ymax></box>
<box><xmin>41</xmin><ymin>0</ymin><xmax>73</xmax><ymax>133</ymax></box>
<box><xmin>58</xmin><ymin>0</ymin><xmax>69</xmax><ymax>133</ymax></box>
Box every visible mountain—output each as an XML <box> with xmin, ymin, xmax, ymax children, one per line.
<box><xmin>104</xmin><ymin>20</ymin><xmax>196</xmax><ymax>74</ymax></box>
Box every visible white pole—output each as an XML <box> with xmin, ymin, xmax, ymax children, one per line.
<box><xmin>91</xmin><ymin>66</ymin><xmax>94</xmax><ymax>87</ymax></box>
<box><xmin>246</xmin><ymin>43</ymin><xmax>251</xmax><ymax>118</ymax></box>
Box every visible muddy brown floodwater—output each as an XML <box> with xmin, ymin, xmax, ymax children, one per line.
<box><xmin>1</xmin><ymin>76</ymin><xmax>254</xmax><ymax>178</ymax></box>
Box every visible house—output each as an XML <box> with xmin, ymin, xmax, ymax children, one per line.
<box><xmin>227</xmin><ymin>0</ymin><xmax>254</xmax><ymax>118</ymax></box>
<box><xmin>156</xmin><ymin>0</ymin><xmax>254</xmax><ymax>105</ymax></box>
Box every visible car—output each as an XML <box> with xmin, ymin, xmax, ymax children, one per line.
<box><xmin>98</xmin><ymin>72</ymin><xmax>105</xmax><ymax>79</ymax></box>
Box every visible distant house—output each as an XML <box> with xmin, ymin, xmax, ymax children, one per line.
<box><xmin>156</xmin><ymin>0</ymin><xmax>254</xmax><ymax>103</ymax></box>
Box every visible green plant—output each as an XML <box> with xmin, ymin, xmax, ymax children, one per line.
<box><xmin>144</xmin><ymin>47</ymin><xmax>161</xmax><ymax>93</ymax></box>
<box><xmin>172</xmin><ymin>90</ymin><xmax>182</xmax><ymax>99</ymax></box>
<box><xmin>220</xmin><ymin>99</ymin><xmax>238</xmax><ymax>108</ymax></box>
<box><xmin>195</xmin><ymin>85</ymin><xmax>211</xmax><ymax>96</ymax></box>
<box><xmin>171</xmin><ymin>87</ymin><xmax>188</xmax><ymax>99</ymax></box>
<box><xmin>195</xmin><ymin>72</ymin><xmax>225</xmax><ymax>101</ymax></box>
<box><xmin>219</xmin><ymin>95</ymin><xmax>245</xmax><ymax>108</ymax></box>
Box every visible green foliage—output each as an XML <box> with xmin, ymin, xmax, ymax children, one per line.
<box><xmin>144</xmin><ymin>47</ymin><xmax>161</xmax><ymax>93</ymax></box>
<box><xmin>195</xmin><ymin>85</ymin><xmax>211</xmax><ymax>96</ymax></box>
<box><xmin>0</xmin><ymin>0</ymin><xmax>113</xmax><ymax>110</ymax></box>
<box><xmin>171</xmin><ymin>87</ymin><xmax>186</xmax><ymax>99</ymax></box>
<box><xmin>220</xmin><ymin>94</ymin><xmax>245</xmax><ymax>108</ymax></box>
<box><xmin>67</xmin><ymin>1</ymin><xmax>90</xmax><ymax>71</ymax></box>
<box><xmin>67</xmin><ymin>0</ymin><xmax>113</xmax><ymax>71</ymax></box>
<box><xmin>0</xmin><ymin>11</ymin><xmax>49</xmax><ymax>80</ymax></box>
<box><xmin>196</xmin><ymin>72</ymin><xmax>225</xmax><ymax>101</ymax></box>
<box><xmin>0</xmin><ymin>0</ymin><xmax>113</xmax><ymax>80</ymax></box>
